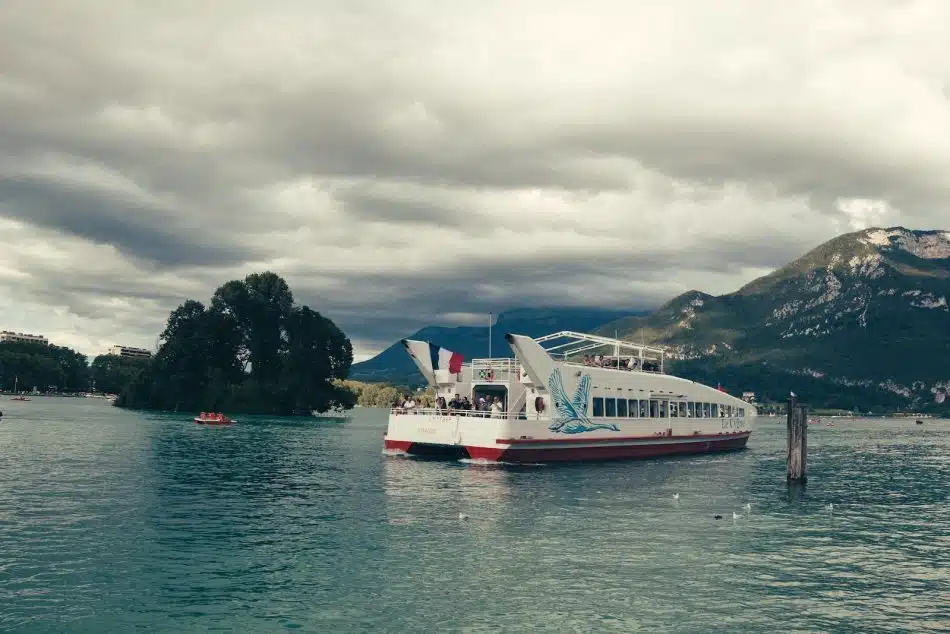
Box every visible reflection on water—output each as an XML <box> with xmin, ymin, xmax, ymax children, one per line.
<box><xmin>1</xmin><ymin>403</ymin><xmax>949</xmax><ymax>633</ymax></box>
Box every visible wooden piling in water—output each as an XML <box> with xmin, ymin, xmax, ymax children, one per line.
<box><xmin>787</xmin><ymin>395</ymin><xmax>808</xmax><ymax>483</ymax></box>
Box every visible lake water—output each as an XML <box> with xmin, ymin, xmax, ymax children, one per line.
<box><xmin>1</xmin><ymin>398</ymin><xmax>948</xmax><ymax>633</ymax></box>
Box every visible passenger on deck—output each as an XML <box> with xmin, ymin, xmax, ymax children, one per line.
<box><xmin>490</xmin><ymin>397</ymin><xmax>503</xmax><ymax>418</ymax></box>
<box><xmin>402</xmin><ymin>396</ymin><xmax>416</xmax><ymax>410</ymax></box>
<box><xmin>436</xmin><ymin>396</ymin><xmax>447</xmax><ymax>412</ymax></box>
<box><xmin>448</xmin><ymin>393</ymin><xmax>462</xmax><ymax>410</ymax></box>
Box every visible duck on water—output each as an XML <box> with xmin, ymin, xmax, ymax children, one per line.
<box><xmin>383</xmin><ymin>330</ymin><xmax>756</xmax><ymax>463</ymax></box>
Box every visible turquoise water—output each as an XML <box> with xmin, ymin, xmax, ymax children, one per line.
<box><xmin>1</xmin><ymin>399</ymin><xmax>948</xmax><ymax>633</ymax></box>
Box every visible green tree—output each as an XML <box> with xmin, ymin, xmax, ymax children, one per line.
<box><xmin>116</xmin><ymin>272</ymin><xmax>355</xmax><ymax>415</ymax></box>
<box><xmin>0</xmin><ymin>341</ymin><xmax>89</xmax><ymax>392</ymax></box>
<box><xmin>211</xmin><ymin>272</ymin><xmax>293</xmax><ymax>383</ymax></box>
<box><xmin>90</xmin><ymin>354</ymin><xmax>149</xmax><ymax>394</ymax></box>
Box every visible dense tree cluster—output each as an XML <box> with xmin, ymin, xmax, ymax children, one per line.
<box><xmin>90</xmin><ymin>354</ymin><xmax>150</xmax><ymax>394</ymax></box>
<box><xmin>116</xmin><ymin>272</ymin><xmax>356</xmax><ymax>415</ymax></box>
<box><xmin>0</xmin><ymin>341</ymin><xmax>88</xmax><ymax>392</ymax></box>
<box><xmin>337</xmin><ymin>380</ymin><xmax>434</xmax><ymax>408</ymax></box>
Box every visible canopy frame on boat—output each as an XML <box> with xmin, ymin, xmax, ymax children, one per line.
<box><xmin>533</xmin><ymin>330</ymin><xmax>667</xmax><ymax>373</ymax></box>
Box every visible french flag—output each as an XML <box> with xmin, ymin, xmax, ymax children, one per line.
<box><xmin>429</xmin><ymin>343</ymin><xmax>464</xmax><ymax>374</ymax></box>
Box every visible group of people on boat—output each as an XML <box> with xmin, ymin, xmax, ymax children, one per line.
<box><xmin>197</xmin><ymin>412</ymin><xmax>232</xmax><ymax>422</ymax></box>
<box><xmin>582</xmin><ymin>354</ymin><xmax>660</xmax><ymax>372</ymax></box>
<box><xmin>436</xmin><ymin>394</ymin><xmax>506</xmax><ymax>416</ymax></box>
<box><xmin>395</xmin><ymin>394</ymin><xmax>508</xmax><ymax>417</ymax></box>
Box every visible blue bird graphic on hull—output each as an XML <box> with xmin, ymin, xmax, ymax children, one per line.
<box><xmin>547</xmin><ymin>368</ymin><xmax>620</xmax><ymax>434</ymax></box>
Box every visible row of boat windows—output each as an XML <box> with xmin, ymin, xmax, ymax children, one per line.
<box><xmin>591</xmin><ymin>398</ymin><xmax>745</xmax><ymax>419</ymax></box>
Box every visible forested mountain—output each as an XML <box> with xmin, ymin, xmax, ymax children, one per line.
<box><xmin>597</xmin><ymin>227</ymin><xmax>950</xmax><ymax>412</ymax></box>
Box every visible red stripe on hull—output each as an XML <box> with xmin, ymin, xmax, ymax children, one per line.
<box><xmin>384</xmin><ymin>439</ymin><xmax>413</xmax><ymax>452</ymax></box>
<box><xmin>498</xmin><ymin>431</ymin><xmax>749</xmax><ymax>445</ymax></box>
<box><xmin>384</xmin><ymin>435</ymin><xmax>750</xmax><ymax>463</ymax></box>
<box><xmin>464</xmin><ymin>445</ymin><xmax>506</xmax><ymax>461</ymax></box>
<box><xmin>494</xmin><ymin>434</ymin><xmax>750</xmax><ymax>463</ymax></box>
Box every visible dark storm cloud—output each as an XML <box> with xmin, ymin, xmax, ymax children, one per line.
<box><xmin>0</xmin><ymin>176</ymin><xmax>250</xmax><ymax>267</ymax></box>
<box><xmin>0</xmin><ymin>0</ymin><xmax>948</xmax><ymax>357</ymax></box>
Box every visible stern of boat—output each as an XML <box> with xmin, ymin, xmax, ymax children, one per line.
<box><xmin>384</xmin><ymin>409</ymin><xmax>514</xmax><ymax>461</ymax></box>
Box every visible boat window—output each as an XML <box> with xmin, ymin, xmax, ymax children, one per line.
<box><xmin>650</xmin><ymin>400</ymin><xmax>659</xmax><ymax>418</ymax></box>
<box><xmin>592</xmin><ymin>397</ymin><xmax>604</xmax><ymax>417</ymax></box>
<box><xmin>659</xmin><ymin>400</ymin><xmax>668</xmax><ymax>418</ymax></box>
<box><xmin>711</xmin><ymin>403</ymin><xmax>719</xmax><ymax>417</ymax></box>
<box><xmin>640</xmin><ymin>400</ymin><xmax>649</xmax><ymax>418</ymax></box>
<box><xmin>628</xmin><ymin>399</ymin><xmax>638</xmax><ymax>418</ymax></box>
<box><xmin>726</xmin><ymin>405</ymin><xmax>733</xmax><ymax>417</ymax></box>
<box><xmin>617</xmin><ymin>398</ymin><xmax>628</xmax><ymax>417</ymax></box>
<box><xmin>670</xmin><ymin>403</ymin><xmax>678</xmax><ymax>417</ymax></box>
<box><xmin>687</xmin><ymin>402</ymin><xmax>695</xmax><ymax>418</ymax></box>
<box><xmin>738</xmin><ymin>407</ymin><xmax>745</xmax><ymax>418</ymax></box>
<box><xmin>605</xmin><ymin>398</ymin><xmax>616</xmax><ymax>417</ymax></box>
<box><xmin>678</xmin><ymin>402</ymin><xmax>688</xmax><ymax>417</ymax></box>
<box><xmin>703</xmin><ymin>403</ymin><xmax>710</xmax><ymax>418</ymax></box>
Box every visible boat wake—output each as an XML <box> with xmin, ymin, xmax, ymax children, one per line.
<box><xmin>458</xmin><ymin>457</ymin><xmax>547</xmax><ymax>467</ymax></box>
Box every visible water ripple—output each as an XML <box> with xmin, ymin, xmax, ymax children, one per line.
<box><xmin>1</xmin><ymin>403</ymin><xmax>949</xmax><ymax>632</ymax></box>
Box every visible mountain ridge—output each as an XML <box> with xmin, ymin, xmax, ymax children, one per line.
<box><xmin>350</xmin><ymin>227</ymin><xmax>949</xmax><ymax>412</ymax></box>
<box><xmin>596</xmin><ymin>226</ymin><xmax>950</xmax><ymax>412</ymax></box>
<box><xmin>350</xmin><ymin>307</ymin><xmax>642</xmax><ymax>385</ymax></box>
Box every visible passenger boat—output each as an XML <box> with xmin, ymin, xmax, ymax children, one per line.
<box><xmin>194</xmin><ymin>412</ymin><xmax>236</xmax><ymax>425</ymax></box>
<box><xmin>383</xmin><ymin>331</ymin><xmax>755</xmax><ymax>463</ymax></box>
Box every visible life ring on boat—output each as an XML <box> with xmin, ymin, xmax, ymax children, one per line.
<box><xmin>534</xmin><ymin>396</ymin><xmax>545</xmax><ymax>413</ymax></box>
<box><xmin>479</xmin><ymin>369</ymin><xmax>494</xmax><ymax>381</ymax></box>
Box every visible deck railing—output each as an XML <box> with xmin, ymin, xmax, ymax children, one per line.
<box><xmin>390</xmin><ymin>407</ymin><xmax>530</xmax><ymax>420</ymax></box>
<box><xmin>562</xmin><ymin>360</ymin><xmax>664</xmax><ymax>374</ymax></box>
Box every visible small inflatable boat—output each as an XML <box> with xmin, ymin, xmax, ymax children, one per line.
<box><xmin>194</xmin><ymin>412</ymin><xmax>236</xmax><ymax>425</ymax></box>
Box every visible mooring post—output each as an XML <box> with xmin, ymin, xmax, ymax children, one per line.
<box><xmin>787</xmin><ymin>394</ymin><xmax>808</xmax><ymax>483</ymax></box>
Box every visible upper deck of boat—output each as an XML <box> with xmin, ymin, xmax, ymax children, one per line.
<box><xmin>457</xmin><ymin>330</ymin><xmax>668</xmax><ymax>383</ymax></box>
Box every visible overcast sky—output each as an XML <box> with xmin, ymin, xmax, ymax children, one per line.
<box><xmin>1</xmin><ymin>0</ymin><xmax>949</xmax><ymax>361</ymax></box>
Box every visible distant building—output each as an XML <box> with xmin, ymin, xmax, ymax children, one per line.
<box><xmin>109</xmin><ymin>345</ymin><xmax>152</xmax><ymax>359</ymax></box>
<box><xmin>741</xmin><ymin>391</ymin><xmax>756</xmax><ymax>404</ymax></box>
<box><xmin>0</xmin><ymin>330</ymin><xmax>48</xmax><ymax>345</ymax></box>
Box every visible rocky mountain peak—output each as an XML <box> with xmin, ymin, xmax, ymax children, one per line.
<box><xmin>857</xmin><ymin>227</ymin><xmax>950</xmax><ymax>260</ymax></box>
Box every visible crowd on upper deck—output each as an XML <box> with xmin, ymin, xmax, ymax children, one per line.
<box><xmin>582</xmin><ymin>354</ymin><xmax>661</xmax><ymax>372</ymax></box>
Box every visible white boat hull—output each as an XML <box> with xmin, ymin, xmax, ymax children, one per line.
<box><xmin>384</xmin><ymin>411</ymin><xmax>751</xmax><ymax>462</ymax></box>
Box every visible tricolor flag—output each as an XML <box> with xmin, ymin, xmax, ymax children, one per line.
<box><xmin>429</xmin><ymin>343</ymin><xmax>464</xmax><ymax>374</ymax></box>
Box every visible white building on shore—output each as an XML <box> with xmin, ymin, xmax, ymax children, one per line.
<box><xmin>109</xmin><ymin>345</ymin><xmax>152</xmax><ymax>359</ymax></box>
<box><xmin>0</xmin><ymin>330</ymin><xmax>48</xmax><ymax>345</ymax></box>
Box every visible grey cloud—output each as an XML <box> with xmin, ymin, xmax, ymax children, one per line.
<box><xmin>0</xmin><ymin>175</ymin><xmax>253</xmax><ymax>267</ymax></box>
<box><xmin>1</xmin><ymin>0</ymin><xmax>948</xmax><ymax>358</ymax></box>
<box><xmin>336</xmin><ymin>187</ymin><xmax>480</xmax><ymax>229</ymax></box>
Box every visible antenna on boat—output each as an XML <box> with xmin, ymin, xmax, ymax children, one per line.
<box><xmin>488</xmin><ymin>312</ymin><xmax>493</xmax><ymax>358</ymax></box>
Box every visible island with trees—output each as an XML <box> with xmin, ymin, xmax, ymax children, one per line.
<box><xmin>116</xmin><ymin>271</ymin><xmax>357</xmax><ymax>415</ymax></box>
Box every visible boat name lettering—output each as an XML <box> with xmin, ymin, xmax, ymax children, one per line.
<box><xmin>721</xmin><ymin>419</ymin><xmax>744</xmax><ymax>430</ymax></box>
<box><xmin>417</xmin><ymin>427</ymin><xmax>437</xmax><ymax>434</ymax></box>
